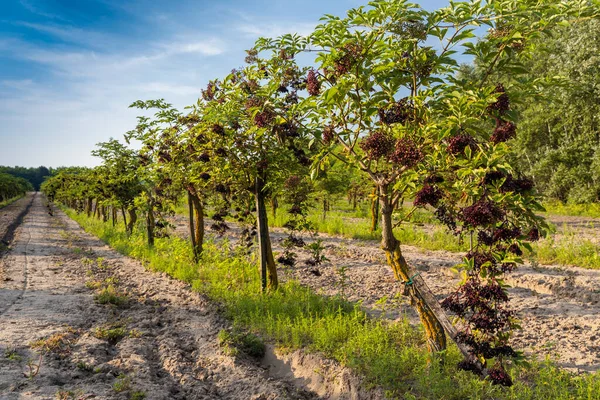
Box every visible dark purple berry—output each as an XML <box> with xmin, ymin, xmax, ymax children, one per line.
<box><xmin>424</xmin><ymin>174</ymin><xmax>444</xmax><ymax>185</ymax></box>
<box><xmin>254</xmin><ymin>108</ymin><xmax>275</xmax><ymax>128</ymax></box>
<box><xmin>488</xmin><ymin>364</ymin><xmax>513</xmax><ymax>387</ymax></box>
<box><xmin>527</xmin><ymin>227</ymin><xmax>540</xmax><ymax>241</ymax></box>
<box><xmin>487</xmin><ymin>84</ymin><xmax>510</xmax><ymax>115</ymax></box>
<box><xmin>460</xmin><ymin>199</ymin><xmax>505</xmax><ymax>227</ymax></box>
<box><xmin>323</xmin><ymin>125</ymin><xmax>335</xmax><ymax>144</ymax></box>
<box><xmin>211</xmin><ymin>124</ymin><xmax>225</xmax><ymax>136</ymax></box>
<box><xmin>484</xmin><ymin>170</ymin><xmax>505</xmax><ymax>184</ymax></box>
<box><xmin>507</xmin><ymin>243</ymin><xmax>523</xmax><ymax>256</ymax></box>
<box><xmin>448</xmin><ymin>134</ymin><xmax>477</xmax><ymax>155</ymax></box>
<box><xmin>414</xmin><ymin>185</ymin><xmax>442</xmax><ymax>207</ymax></box>
<box><xmin>378</xmin><ymin>98</ymin><xmax>413</xmax><ymax>125</ymax></box>
<box><xmin>491</xmin><ymin>120</ymin><xmax>516</xmax><ymax>144</ymax></box>
<box><xmin>360</xmin><ymin>131</ymin><xmax>395</xmax><ymax>160</ymax></box>
<box><xmin>390</xmin><ymin>138</ymin><xmax>422</xmax><ymax>167</ymax></box>
<box><xmin>306</xmin><ymin>69</ymin><xmax>321</xmax><ymax>96</ymax></box>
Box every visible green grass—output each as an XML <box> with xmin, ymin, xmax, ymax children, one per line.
<box><xmin>178</xmin><ymin>196</ymin><xmax>600</xmax><ymax>269</ymax></box>
<box><xmin>543</xmin><ymin>201</ymin><xmax>600</xmax><ymax>219</ymax></box>
<box><xmin>65</xmin><ymin>207</ymin><xmax>600</xmax><ymax>399</ymax></box>
<box><xmin>0</xmin><ymin>194</ymin><xmax>24</xmax><ymax>209</ymax></box>
<box><xmin>92</xmin><ymin>322</ymin><xmax>129</xmax><ymax>344</ymax></box>
<box><xmin>270</xmin><ymin>204</ymin><xmax>466</xmax><ymax>252</ymax></box>
<box><xmin>270</xmin><ymin>203</ymin><xmax>600</xmax><ymax>269</ymax></box>
<box><xmin>218</xmin><ymin>328</ymin><xmax>266</xmax><ymax>359</ymax></box>
<box><xmin>535</xmin><ymin>235</ymin><xmax>600</xmax><ymax>269</ymax></box>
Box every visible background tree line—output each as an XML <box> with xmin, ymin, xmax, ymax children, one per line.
<box><xmin>0</xmin><ymin>166</ymin><xmax>51</xmax><ymax>191</ymax></box>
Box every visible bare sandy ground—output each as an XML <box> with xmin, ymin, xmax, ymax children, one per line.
<box><xmin>2</xmin><ymin>196</ymin><xmax>346</xmax><ymax>399</ymax></box>
<box><xmin>172</xmin><ymin>214</ymin><xmax>600</xmax><ymax>374</ymax></box>
<box><xmin>0</xmin><ymin>193</ymin><xmax>35</xmax><ymax>249</ymax></box>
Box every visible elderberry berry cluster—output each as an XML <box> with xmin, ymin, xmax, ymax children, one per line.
<box><xmin>413</xmin><ymin>185</ymin><xmax>442</xmax><ymax>207</ymax></box>
<box><xmin>322</xmin><ymin>125</ymin><xmax>335</xmax><ymax>144</ymax></box>
<box><xmin>333</xmin><ymin>43</ymin><xmax>363</xmax><ymax>76</ymax></box>
<box><xmin>460</xmin><ymin>199</ymin><xmax>505</xmax><ymax>227</ymax></box>
<box><xmin>390</xmin><ymin>138</ymin><xmax>422</xmax><ymax>167</ymax></box>
<box><xmin>487</xmin><ymin>84</ymin><xmax>510</xmax><ymax>115</ymax></box>
<box><xmin>378</xmin><ymin>98</ymin><xmax>413</xmax><ymax>125</ymax></box>
<box><xmin>447</xmin><ymin>134</ymin><xmax>477</xmax><ymax>155</ymax></box>
<box><xmin>360</xmin><ymin>131</ymin><xmax>395</xmax><ymax>160</ymax></box>
<box><xmin>254</xmin><ymin>108</ymin><xmax>276</xmax><ymax>128</ymax></box>
<box><xmin>491</xmin><ymin>121</ymin><xmax>516</xmax><ymax>144</ymax></box>
<box><xmin>306</xmin><ymin>70</ymin><xmax>321</xmax><ymax>96</ymax></box>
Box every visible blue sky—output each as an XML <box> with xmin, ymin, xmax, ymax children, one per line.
<box><xmin>1</xmin><ymin>0</ymin><xmax>452</xmax><ymax>168</ymax></box>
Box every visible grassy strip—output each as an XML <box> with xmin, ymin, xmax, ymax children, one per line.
<box><xmin>0</xmin><ymin>194</ymin><xmax>24</xmax><ymax>209</ymax></box>
<box><xmin>271</xmin><ymin>207</ymin><xmax>600</xmax><ymax>270</ymax></box>
<box><xmin>178</xmin><ymin>198</ymin><xmax>600</xmax><ymax>269</ymax></box>
<box><xmin>543</xmin><ymin>201</ymin><xmax>600</xmax><ymax>219</ymax></box>
<box><xmin>65</xmin><ymin>208</ymin><xmax>600</xmax><ymax>399</ymax></box>
<box><xmin>270</xmin><ymin>206</ymin><xmax>466</xmax><ymax>251</ymax></box>
<box><xmin>535</xmin><ymin>236</ymin><xmax>600</xmax><ymax>270</ymax></box>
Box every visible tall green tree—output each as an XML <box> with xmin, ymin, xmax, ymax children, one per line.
<box><xmin>509</xmin><ymin>18</ymin><xmax>600</xmax><ymax>203</ymax></box>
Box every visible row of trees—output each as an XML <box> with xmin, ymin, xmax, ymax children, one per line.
<box><xmin>0</xmin><ymin>173</ymin><xmax>33</xmax><ymax>203</ymax></box>
<box><xmin>42</xmin><ymin>0</ymin><xmax>599</xmax><ymax>386</ymax></box>
<box><xmin>0</xmin><ymin>166</ymin><xmax>50</xmax><ymax>191</ymax></box>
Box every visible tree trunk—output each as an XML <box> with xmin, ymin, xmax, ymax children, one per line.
<box><xmin>146</xmin><ymin>205</ymin><xmax>155</xmax><ymax>248</ymax></box>
<box><xmin>187</xmin><ymin>191</ymin><xmax>198</xmax><ymax>262</ymax></box>
<box><xmin>322</xmin><ymin>198</ymin><xmax>328</xmax><ymax>220</ymax></box>
<box><xmin>271</xmin><ymin>196</ymin><xmax>278</xmax><ymax>220</ymax></box>
<box><xmin>121</xmin><ymin>207</ymin><xmax>127</xmax><ymax>232</ymax></box>
<box><xmin>127</xmin><ymin>208</ymin><xmax>137</xmax><ymax>235</ymax></box>
<box><xmin>190</xmin><ymin>192</ymin><xmax>204</xmax><ymax>256</ymax></box>
<box><xmin>370</xmin><ymin>188</ymin><xmax>379</xmax><ymax>232</ymax></box>
<box><xmin>86</xmin><ymin>198</ymin><xmax>93</xmax><ymax>217</ymax></box>
<box><xmin>93</xmin><ymin>200</ymin><xmax>98</xmax><ymax>219</ymax></box>
<box><xmin>111</xmin><ymin>207</ymin><xmax>116</xmax><ymax>227</ymax></box>
<box><xmin>379</xmin><ymin>184</ymin><xmax>446</xmax><ymax>354</ymax></box>
<box><xmin>378</xmin><ymin>184</ymin><xmax>485</xmax><ymax>373</ymax></box>
<box><xmin>255</xmin><ymin>176</ymin><xmax>278</xmax><ymax>291</ymax></box>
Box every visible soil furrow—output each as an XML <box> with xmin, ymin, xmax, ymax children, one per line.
<box><xmin>0</xmin><ymin>195</ymin><xmax>324</xmax><ymax>399</ymax></box>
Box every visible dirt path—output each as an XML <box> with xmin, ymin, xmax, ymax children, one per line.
<box><xmin>0</xmin><ymin>195</ymin><xmax>321</xmax><ymax>399</ymax></box>
<box><xmin>0</xmin><ymin>193</ymin><xmax>35</xmax><ymax>248</ymax></box>
<box><xmin>173</xmin><ymin>215</ymin><xmax>600</xmax><ymax>373</ymax></box>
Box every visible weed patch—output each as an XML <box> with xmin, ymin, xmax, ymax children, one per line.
<box><xmin>92</xmin><ymin>322</ymin><xmax>128</xmax><ymax>344</ymax></box>
<box><xmin>94</xmin><ymin>285</ymin><xmax>128</xmax><ymax>307</ymax></box>
<box><xmin>218</xmin><ymin>329</ymin><xmax>266</xmax><ymax>359</ymax></box>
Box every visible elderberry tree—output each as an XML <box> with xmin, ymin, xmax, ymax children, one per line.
<box><xmin>257</xmin><ymin>0</ymin><xmax>597</xmax><ymax>384</ymax></box>
<box><xmin>199</xmin><ymin>39</ymin><xmax>312</xmax><ymax>291</ymax></box>
<box><xmin>91</xmin><ymin>139</ymin><xmax>143</xmax><ymax>234</ymax></box>
<box><xmin>125</xmin><ymin>100</ymin><xmax>186</xmax><ymax>247</ymax></box>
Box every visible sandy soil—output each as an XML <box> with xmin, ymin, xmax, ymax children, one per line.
<box><xmin>172</xmin><ymin>214</ymin><xmax>600</xmax><ymax>374</ymax></box>
<box><xmin>0</xmin><ymin>193</ymin><xmax>35</xmax><ymax>249</ymax></box>
<box><xmin>545</xmin><ymin>214</ymin><xmax>600</xmax><ymax>245</ymax></box>
<box><xmin>2</xmin><ymin>195</ymin><xmax>367</xmax><ymax>399</ymax></box>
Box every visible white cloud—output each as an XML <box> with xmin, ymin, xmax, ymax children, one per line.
<box><xmin>1</xmin><ymin>79</ymin><xmax>34</xmax><ymax>89</ymax></box>
<box><xmin>158</xmin><ymin>37</ymin><xmax>226</xmax><ymax>56</ymax></box>
<box><xmin>14</xmin><ymin>21</ymin><xmax>115</xmax><ymax>49</ymax></box>
<box><xmin>19</xmin><ymin>0</ymin><xmax>67</xmax><ymax>21</ymax></box>
<box><xmin>237</xmin><ymin>21</ymin><xmax>315</xmax><ymax>38</ymax></box>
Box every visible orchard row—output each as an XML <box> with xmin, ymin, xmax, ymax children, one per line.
<box><xmin>42</xmin><ymin>0</ymin><xmax>599</xmax><ymax>386</ymax></box>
